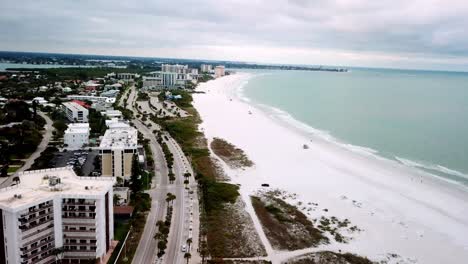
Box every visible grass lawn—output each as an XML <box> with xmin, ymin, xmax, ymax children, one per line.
<box><xmin>114</xmin><ymin>219</ymin><xmax>130</xmax><ymax>241</ymax></box>
<box><xmin>7</xmin><ymin>166</ymin><xmax>20</xmax><ymax>173</ymax></box>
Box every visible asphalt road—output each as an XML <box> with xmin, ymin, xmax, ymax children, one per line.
<box><xmin>127</xmin><ymin>86</ymin><xmax>200</xmax><ymax>264</ymax></box>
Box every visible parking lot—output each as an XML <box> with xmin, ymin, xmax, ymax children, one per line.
<box><xmin>52</xmin><ymin>150</ymin><xmax>100</xmax><ymax>176</ymax></box>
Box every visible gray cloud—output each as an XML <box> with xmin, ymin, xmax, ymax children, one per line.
<box><xmin>0</xmin><ymin>0</ymin><xmax>467</xmax><ymax>70</ymax></box>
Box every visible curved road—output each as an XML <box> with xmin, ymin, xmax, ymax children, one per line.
<box><xmin>0</xmin><ymin>111</ymin><xmax>54</xmax><ymax>188</ymax></box>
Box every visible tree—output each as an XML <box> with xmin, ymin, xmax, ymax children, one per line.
<box><xmin>32</xmin><ymin>99</ymin><xmax>38</xmax><ymax>119</ymax></box>
<box><xmin>166</xmin><ymin>192</ymin><xmax>176</xmax><ymax>205</ymax></box>
<box><xmin>113</xmin><ymin>194</ymin><xmax>121</xmax><ymax>206</ymax></box>
<box><xmin>200</xmin><ymin>241</ymin><xmax>208</xmax><ymax>263</ymax></box>
<box><xmin>51</xmin><ymin>247</ymin><xmax>65</xmax><ymax>263</ymax></box>
<box><xmin>186</xmin><ymin>238</ymin><xmax>192</xmax><ymax>250</ymax></box>
<box><xmin>184</xmin><ymin>252</ymin><xmax>191</xmax><ymax>264</ymax></box>
<box><xmin>130</xmin><ymin>154</ymin><xmax>142</xmax><ymax>194</ymax></box>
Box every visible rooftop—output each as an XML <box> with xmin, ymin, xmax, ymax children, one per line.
<box><xmin>0</xmin><ymin>167</ymin><xmax>114</xmax><ymax>212</ymax></box>
<box><xmin>100</xmin><ymin>123</ymin><xmax>138</xmax><ymax>149</ymax></box>
<box><xmin>65</xmin><ymin>123</ymin><xmax>90</xmax><ymax>134</ymax></box>
<box><xmin>63</xmin><ymin>101</ymin><xmax>88</xmax><ymax>112</ymax></box>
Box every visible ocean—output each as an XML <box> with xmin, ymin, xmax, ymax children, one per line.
<box><xmin>241</xmin><ymin>68</ymin><xmax>468</xmax><ymax>187</ymax></box>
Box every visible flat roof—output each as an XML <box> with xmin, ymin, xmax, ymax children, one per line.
<box><xmin>100</xmin><ymin>124</ymin><xmax>138</xmax><ymax>149</ymax></box>
<box><xmin>0</xmin><ymin>167</ymin><xmax>114</xmax><ymax>212</ymax></box>
<box><xmin>65</xmin><ymin>123</ymin><xmax>90</xmax><ymax>134</ymax></box>
<box><xmin>63</xmin><ymin>101</ymin><xmax>88</xmax><ymax>112</ymax></box>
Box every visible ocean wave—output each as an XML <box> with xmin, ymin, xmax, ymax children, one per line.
<box><xmin>232</xmin><ymin>72</ymin><xmax>468</xmax><ymax>188</ymax></box>
<box><xmin>255</xmin><ymin>103</ymin><xmax>384</xmax><ymax>160</ymax></box>
<box><xmin>395</xmin><ymin>157</ymin><xmax>468</xmax><ymax>180</ymax></box>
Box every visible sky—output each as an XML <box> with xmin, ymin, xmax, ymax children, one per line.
<box><xmin>1</xmin><ymin>0</ymin><xmax>468</xmax><ymax>71</ymax></box>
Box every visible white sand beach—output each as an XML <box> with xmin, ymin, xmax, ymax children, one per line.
<box><xmin>192</xmin><ymin>73</ymin><xmax>468</xmax><ymax>264</ymax></box>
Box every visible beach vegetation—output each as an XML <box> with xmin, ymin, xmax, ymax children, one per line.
<box><xmin>155</xmin><ymin>90</ymin><xmax>267</xmax><ymax>257</ymax></box>
<box><xmin>251</xmin><ymin>193</ymin><xmax>328</xmax><ymax>250</ymax></box>
<box><xmin>210</xmin><ymin>137</ymin><xmax>254</xmax><ymax>169</ymax></box>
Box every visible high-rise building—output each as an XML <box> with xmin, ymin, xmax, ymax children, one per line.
<box><xmin>214</xmin><ymin>65</ymin><xmax>225</xmax><ymax>78</ymax></box>
<box><xmin>200</xmin><ymin>64</ymin><xmax>212</xmax><ymax>73</ymax></box>
<box><xmin>0</xmin><ymin>167</ymin><xmax>115</xmax><ymax>264</ymax></box>
<box><xmin>99</xmin><ymin>122</ymin><xmax>138</xmax><ymax>180</ymax></box>
<box><xmin>161</xmin><ymin>64</ymin><xmax>188</xmax><ymax>74</ymax></box>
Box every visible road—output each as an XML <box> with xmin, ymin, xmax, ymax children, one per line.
<box><xmin>127</xmin><ymin>86</ymin><xmax>200</xmax><ymax>264</ymax></box>
<box><xmin>0</xmin><ymin>111</ymin><xmax>54</xmax><ymax>187</ymax></box>
<box><xmin>18</xmin><ymin>111</ymin><xmax>54</xmax><ymax>172</ymax></box>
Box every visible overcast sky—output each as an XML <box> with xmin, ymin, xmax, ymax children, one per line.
<box><xmin>1</xmin><ymin>0</ymin><xmax>468</xmax><ymax>71</ymax></box>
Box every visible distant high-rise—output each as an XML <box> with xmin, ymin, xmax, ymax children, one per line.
<box><xmin>214</xmin><ymin>65</ymin><xmax>225</xmax><ymax>78</ymax></box>
<box><xmin>0</xmin><ymin>167</ymin><xmax>115</xmax><ymax>264</ymax></box>
<box><xmin>200</xmin><ymin>64</ymin><xmax>213</xmax><ymax>73</ymax></box>
<box><xmin>161</xmin><ymin>64</ymin><xmax>188</xmax><ymax>74</ymax></box>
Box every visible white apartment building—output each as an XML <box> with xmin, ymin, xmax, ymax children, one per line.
<box><xmin>215</xmin><ymin>65</ymin><xmax>226</xmax><ymax>78</ymax></box>
<box><xmin>142</xmin><ymin>72</ymin><xmax>189</xmax><ymax>89</ymax></box>
<box><xmin>101</xmin><ymin>110</ymin><xmax>122</xmax><ymax>119</ymax></box>
<box><xmin>62</xmin><ymin>102</ymin><xmax>89</xmax><ymax>123</ymax></box>
<box><xmin>0</xmin><ymin>167</ymin><xmax>114</xmax><ymax>264</ymax></box>
<box><xmin>64</xmin><ymin>123</ymin><xmax>90</xmax><ymax>149</ymax></box>
<box><xmin>161</xmin><ymin>64</ymin><xmax>188</xmax><ymax>73</ymax></box>
<box><xmin>66</xmin><ymin>96</ymin><xmax>116</xmax><ymax>112</ymax></box>
<box><xmin>116</xmin><ymin>73</ymin><xmax>137</xmax><ymax>80</ymax></box>
<box><xmin>99</xmin><ymin>122</ymin><xmax>138</xmax><ymax>180</ymax></box>
<box><xmin>200</xmin><ymin>64</ymin><xmax>212</xmax><ymax>73</ymax></box>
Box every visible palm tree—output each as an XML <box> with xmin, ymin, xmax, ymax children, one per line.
<box><xmin>186</xmin><ymin>238</ymin><xmax>192</xmax><ymax>251</ymax></box>
<box><xmin>184</xmin><ymin>252</ymin><xmax>191</xmax><ymax>264</ymax></box>
<box><xmin>51</xmin><ymin>247</ymin><xmax>65</xmax><ymax>263</ymax></box>
<box><xmin>200</xmin><ymin>241</ymin><xmax>208</xmax><ymax>263</ymax></box>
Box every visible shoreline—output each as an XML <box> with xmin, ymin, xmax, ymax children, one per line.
<box><xmin>193</xmin><ymin>73</ymin><xmax>468</xmax><ymax>263</ymax></box>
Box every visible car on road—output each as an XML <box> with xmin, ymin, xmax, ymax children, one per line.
<box><xmin>181</xmin><ymin>244</ymin><xmax>187</xmax><ymax>252</ymax></box>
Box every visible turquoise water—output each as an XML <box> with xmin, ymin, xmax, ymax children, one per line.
<box><xmin>242</xmin><ymin>68</ymin><xmax>468</xmax><ymax>186</ymax></box>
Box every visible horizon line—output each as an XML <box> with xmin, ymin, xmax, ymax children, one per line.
<box><xmin>1</xmin><ymin>49</ymin><xmax>467</xmax><ymax>74</ymax></box>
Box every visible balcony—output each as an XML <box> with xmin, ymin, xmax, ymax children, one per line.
<box><xmin>20</xmin><ymin>239</ymin><xmax>53</xmax><ymax>254</ymax></box>
<box><xmin>21</xmin><ymin>229</ymin><xmax>54</xmax><ymax>246</ymax></box>
<box><xmin>20</xmin><ymin>203</ymin><xmax>53</xmax><ymax>218</ymax></box>
<box><xmin>20</xmin><ymin>218</ymin><xmax>54</xmax><ymax>233</ymax></box>
<box><xmin>64</xmin><ymin>241</ymin><xmax>97</xmax><ymax>247</ymax></box>
<box><xmin>63</xmin><ymin>229</ymin><xmax>96</xmax><ymax>233</ymax></box>
<box><xmin>63</xmin><ymin>234</ymin><xmax>96</xmax><ymax>240</ymax></box>
<box><xmin>19</xmin><ymin>211</ymin><xmax>54</xmax><ymax>226</ymax></box>
<box><xmin>21</xmin><ymin>222</ymin><xmax>54</xmax><ymax>238</ymax></box>
<box><xmin>62</xmin><ymin>200</ymin><xmax>96</xmax><ymax>206</ymax></box>
<box><xmin>62</xmin><ymin>212</ymin><xmax>95</xmax><ymax>219</ymax></box>
<box><xmin>21</xmin><ymin>244</ymin><xmax>53</xmax><ymax>260</ymax></box>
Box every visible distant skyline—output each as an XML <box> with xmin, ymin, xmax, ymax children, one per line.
<box><xmin>1</xmin><ymin>0</ymin><xmax>468</xmax><ymax>71</ymax></box>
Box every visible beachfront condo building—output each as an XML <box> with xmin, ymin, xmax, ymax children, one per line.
<box><xmin>62</xmin><ymin>102</ymin><xmax>89</xmax><ymax>123</ymax></box>
<box><xmin>200</xmin><ymin>64</ymin><xmax>213</xmax><ymax>73</ymax></box>
<box><xmin>142</xmin><ymin>71</ymin><xmax>195</xmax><ymax>90</ymax></box>
<box><xmin>215</xmin><ymin>65</ymin><xmax>225</xmax><ymax>78</ymax></box>
<box><xmin>0</xmin><ymin>167</ymin><xmax>114</xmax><ymax>264</ymax></box>
<box><xmin>161</xmin><ymin>64</ymin><xmax>188</xmax><ymax>73</ymax></box>
<box><xmin>99</xmin><ymin>121</ymin><xmax>138</xmax><ymax>180</ymax></box>
<box><xmin>64</xmin><ymin>123</ymin><xmax>90</xmax><ymax>149</ymax></box>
